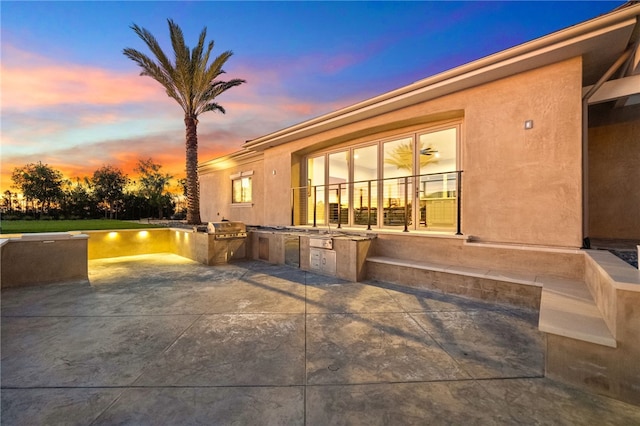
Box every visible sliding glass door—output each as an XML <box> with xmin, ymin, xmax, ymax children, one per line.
<box><xmin>328</xmin><ymin>151</ymin><xmax>349</xmax><ymax>225</ymax></box>
<box><xmin>304</xmin><ymin>123</ymin><xmax>459</xmax><ymax>231</ymax></box>
<box><xmin>382</xmin><ymin>137</ymin><xmax>413</xmax><ymax>228</ymax></box>
<box><xmin>307</xmin><ymin>155</ymin><xmax>325</xmax><ymax>225</ymax></box>
<box><xmin>417</xmin><ymin>127</ymin><xmax>458</xmax><ymax>231</ymax></box>
<box><xmin>353</xmin><ymin>144</ymin><xmax>378</xmax><ymax>227</ymax></box>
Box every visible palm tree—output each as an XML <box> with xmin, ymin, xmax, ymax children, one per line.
<box><xmin>123</xmin><ymin>19</ymin><xmax>245</xmax><ymax>224</ymax></box>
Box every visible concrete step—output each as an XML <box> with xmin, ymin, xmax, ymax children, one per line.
<box><xmin>538</xmin><ymin>276</ymin><xmax>616</xmax><ymax>348</ymax></box>
<box><xmin>366</xmin><ymin>256</ymin><xmax>540</xmax><ymax>286</ymax></box>
<box><xmin>365</xmin><ymin>256</ymin><xmax>542</xmax><ymax>309</ymax></box>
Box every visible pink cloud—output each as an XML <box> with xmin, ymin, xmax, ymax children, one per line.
<box><xmin>0</xmin><ymin>45</ymin><xmax>368</xmax><ymax>195</ymax></box>
<box><xmin>1</xmin><ymin>45</ymin><xmax>167</xmax><ymax>111</ymax></box>
<box><xmin>322</xmin><ymin>53</ymin><xmax>359</xmax><ymax>74</ymax></box>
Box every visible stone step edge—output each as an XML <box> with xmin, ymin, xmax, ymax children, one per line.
<box><xmin>365</xmin><ymin>256</ymin><xmax>541</xmax><ymax>287</ymax></box>
<box><xmin>366</xmin><ymin>256</ymin><xmax>616</xmax><ymax>348</ymax></box>
<box><xmin>538</xmin><ymin>277</ymin><xmax>617</xmax><ymax>348</ymax></box>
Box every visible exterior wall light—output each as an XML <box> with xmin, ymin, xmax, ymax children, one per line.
<box><xmin>524</xmin><ymin>120</ymin><xmax>534</xmax><ymax>130</ymax></box>
<box><xmin>107</xmin><ymin>232</ymin><xmax>118</xmax><ymax>239</ymax></box>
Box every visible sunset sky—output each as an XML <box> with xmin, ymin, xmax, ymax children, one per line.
<box><xmin>1</xmin><ymin>1</ymin><xmax>623</xmax><ymax>194</ymax></box>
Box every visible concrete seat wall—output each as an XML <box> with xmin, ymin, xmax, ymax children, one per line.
<box><xmin>1</xmin><ymin>234</ymin><xmax>89</xmax><ymax>288</ymax></box>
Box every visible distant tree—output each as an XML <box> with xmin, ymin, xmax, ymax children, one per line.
<box><xmin>177</xmin><ymin>177</ymin><xmax>188</xmax><ymax>199</ymax></box>
<box><xmin>124</xmin><ymin>19</ymin><xmax>245</xmax><ymax>225</ymax></box>
<box><xmin>11</xmin><ymin>162</ymin><xmax>64</xmax><ymax>214</ymax></box>
<box><xmin>61</xmin><ymin>178</ymin><xmax>95</xmax><ymax>219</ymax></box>
<box><xmin>134</xmin><ymin>158</ymin><xmax>173</xmax><ymax>219</ymax></box>
<box><xmin>91</xmin><ymin>166</ymin><xmax>128</xmax><ymax>219</ymax></box>
<box><xmin>121</xmin><ymin>192</ymin><xmax>147</xmax><ymax>220</ymax></box>
<box><xmin>2</xmin><ymin>190</ymin><xmax>12</xmax><ymax>213</ymax></box>
<box><xmin>173</xmin><ymin>177</ymin><xmax>188</xmax><ymax>219</ymax></box>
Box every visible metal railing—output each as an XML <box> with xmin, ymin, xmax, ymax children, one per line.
<box><xmin>291</xmin><ymin>170</ymin><xmax>462</xmax><ymax>235</ymax></box>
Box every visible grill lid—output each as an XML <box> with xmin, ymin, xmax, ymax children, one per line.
<box><xmin>207</xmin><ymin>221</ymin><xmax>247</xmax><ymax>238</ymax></box>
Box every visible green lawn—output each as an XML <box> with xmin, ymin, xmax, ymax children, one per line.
<box><xmin>0</xmin><ymin>219</ymin><xmax>165</xmax><ymax>234</ymax></box>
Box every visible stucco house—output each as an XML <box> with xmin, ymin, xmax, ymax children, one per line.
<box><xmin>199</xmin><ymin>3</ymin><xmax>640</xmax><ymax>405</ymax></box>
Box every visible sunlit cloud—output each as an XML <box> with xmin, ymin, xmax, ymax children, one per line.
<box><xmin>1</xmin><ymin>44</ymin><xmax>167</xmax><ymax>111</ymax></box>
<box><xmin>1</xmin><ymin>43</ymin><xmax>372</xmax><ymax>195</ymax></box>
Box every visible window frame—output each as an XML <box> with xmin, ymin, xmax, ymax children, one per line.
<box><xmin>230</xmin><ymin>171</ymin><xmax>253</xmax><ymax>205</ymax></box>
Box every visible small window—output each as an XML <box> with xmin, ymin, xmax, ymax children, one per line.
<box><xmin>232</xmin><ymin>176</ymin><xmax>252</xmax><ymax>203</ymax></box>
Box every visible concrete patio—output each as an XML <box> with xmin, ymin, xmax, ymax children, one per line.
<box><xmin>2</xmin><ymin>254</ymin><xmax>639</xmax><ymax>425</ymax></box>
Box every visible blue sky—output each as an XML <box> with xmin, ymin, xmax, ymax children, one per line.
<box><xmin>1</xmin><ymin>1</ymin><xmax>624</xmax><ymax>192</ymax></box>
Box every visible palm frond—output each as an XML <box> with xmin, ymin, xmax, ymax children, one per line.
<box><xmin>204</xmin><ymin>50</ymin><xmax>233</xmax><ymax>83</ymax></box>
<box><xmin>191</xmin><ymin>27</ymin><xmax>209</xmax><ymax>70</ymax></box>
<box><xmin>167</xmin><ymin>19</ymin><xmax>192</xmax><ymax>110</ymax></box>
<box><xmin>190</xmin><ymin>33</ymin><xmax>213</xmax><ymax>111</ymax></box>
<box><xmin>124</xmin><ymin>19</ymin><xmax>245</xmax><ymax>119</ymax></box>
<box><xmin>200</xmin><ymin>102</ymin><xmax>226</xmax><ymax>114</ymax></box>
<box><xmin>196</xmin><ymin>79</ymin><xmax>246</xmax><ymax>115</ymax></box>
<box><xmin>123</xmin><ymin>47</ymin><xmax>187</xmax><ymax>113</ymax></box>
<box><xmin>129</xmin><ymin>24</ymin><xmax>174</xmax><ymax>80</ymax></box>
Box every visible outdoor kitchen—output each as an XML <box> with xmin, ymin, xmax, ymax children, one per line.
<box><xmin>247</xmin><ymin>228</ymin><xmax>375</xmax><ymax>282</ymax></box>
<box><xmin>171</xmin><ymin>221</ymin><xmax>248</xmax><ymax>265</ymax></box>
<box><xmin>0</xmin><ymin>223</ymin><xmax>377</xmax><ymax>288</ymax></box>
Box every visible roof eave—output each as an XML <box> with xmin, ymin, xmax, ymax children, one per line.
<box><xmin>199</xmin><ymin>150</ymin><xmax>264</xmax><ymax>174</ymax></box>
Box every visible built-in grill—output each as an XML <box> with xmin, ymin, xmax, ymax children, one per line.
<box><xmin>207</xmin><ymin>221</ymin><xmax>247</xmax><ymax>240</ymax></box>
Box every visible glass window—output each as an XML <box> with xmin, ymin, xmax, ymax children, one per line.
<box><xmin>382</xmin><ymin>137</ymin><xmax>413</xmax><ymax>227</ymax></box>
<box><xmin>418</xmin><ymin>127</ymin><xmax>457</xmax><ymax>230</ymax></box>
<box><xmin>232</xmin><ymin>176</ymin><xmax>252</xmax><ymax>203</ymax></box>
<box><xmin>418</xmin><ymin>127</ymin><xmax>457</xmax><ymax>175</ymax></box>
<box><xmin>353</xmin><ymin>144</ymin><xmax>378</xmax><ymax>226</ymax></box>
<box><xmin>328</xmin><ymin>151</ymin><xmax>349</xmax><ymax>224</ymax></box>
<box><xmin>353</xmin><ymin>144</ymin><xmax>378</xmax><ymax>182</ymax></box>
<box><xmin>417</xmin><ymin>128</ymin><xmax>457</xmax><ymax>199</ymax></box>
<box><xmin>307</xmin><ymin>156</ymin><xmax>325</xmax><ymax>224</ymax></box>
<box><xmin>383</xmin><ymin>137</ymin><xmax>414</xmax><ymax>178</ymax></box>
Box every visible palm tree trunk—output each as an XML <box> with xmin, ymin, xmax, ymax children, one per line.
<box><xmin>185</xmin><ymin>116</ymin><xmax>201</xmax><ymax>225</ymax></box>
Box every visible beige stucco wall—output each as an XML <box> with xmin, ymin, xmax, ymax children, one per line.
<box><xmin>89</xmin><ymin>228</ymin><xmax>247</xmax><ymax>265</ymax></box>
<box><xmin>201</xmin><ymin>58</ymin><xmax>584</xmax><ymax>247</ymax></box>
<box><xmin>200</xmin><ymin>157</ymin><xmax>264</xmax><ymax>225</ymax></box>
<box><xmin>588</xmin><ymin>110</ymin><xmax>640</xmax><ymax>240</ymax></box>
<box><xmin>1</xmin><ymin>235</ymin><xmax>89</xmax><ymax>287</ymax></box>
<box><xmin>461</xmin><ymin>58</ymin><xmax>583</xmax><ymax>247</ymax></box>
<box><xmin>261</xmin><ymin>150</ymin><xmax>293</xmax><ymax>226</ymax></box>
<box><xmin>371</xmin><ymin>233</ymin><xmax>584</xmax><ymax>280</ymax></box>
<box><xmin>87</xmin><ymin>229</ymin><xmax>171</xmax><ymax>259</ymax></box>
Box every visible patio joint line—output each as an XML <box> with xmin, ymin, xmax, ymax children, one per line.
<box><xmin>301</xmin><ymin>377</ymin><xmax>523</xmax><ymax>387</ymax></box>
<box><xmin>88</xmin><ymin>388</ymin><xmax>127</xmax><ymax>426</ymax></box>
<box><xmin>303</xmin><ymin>269</ymin><xmax>308</xmax><ymax>426</ymax></box>
<box><xmin>404</xmin><ymin>309</ymin><xmax>477</xmax><ymax>381</ymax></box>
<box><xmin>1</xmin><ymin>384</ymin><xmax>308</xmax><ymax>390</ymax></box>
<box><xmin>0</xmin><ymin>314</ymin><xmax>207</xmax><ymax>318</ymax></box>
<box><xmin>128</xmin><ymin>313</ymin><xmax>205</xmax><ymax>388</ymax></box>
<box><xmin>1</xmin><ymin>377</ymin><xmax>549</xmax><ymax>392</ymax></box>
